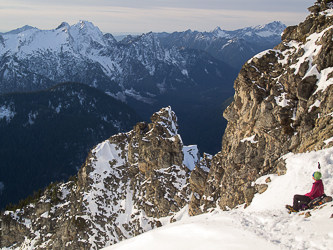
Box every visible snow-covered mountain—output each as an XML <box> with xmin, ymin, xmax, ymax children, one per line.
<box><xmin>156</xmin><ymin>21</ymin><xmax>286</xmax><ymax>69</ymax></box>
<box><xmin>212</xmin><ymin>21</ymin><xmax>286</xmax><ymax>41</ymax></box>
<box><xmin>0</xmin><ymin>20</ymin><xmax>238</xmax><ymax>153</ymax></box>
<box><xmin>0</xmin><ymin>107</ymin><xmax>200</xmax><ymax>249</ymax></box>
<box><xmin>4</xmin><ymin>3</ymin><xmax>333</xmax><ymax>249</ymax></box>
<box><xmin>0</xmin><ymin>20</ymin><xmax>234</xmax><ymax>98</ymax></box>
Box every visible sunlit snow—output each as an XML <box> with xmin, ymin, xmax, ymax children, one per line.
<box><xmin>240</xmin><ymin>135</ymin><xmax>258</xmax><ymax>144</ymax></box>
<box><xmin>274</xmin><ymin>92</ymin><xmax>291</xmax><ymax>108</ymax></box>
<box><xmin>104</xmin><ymin>147</ymin><xmax>333</xmax><ymax>250</ymax></box>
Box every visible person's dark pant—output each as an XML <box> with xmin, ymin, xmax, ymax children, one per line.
<box><xmin>293</xmin><ymin>195</ymin><xmax>311</xmax><ymax>211</ymax></box>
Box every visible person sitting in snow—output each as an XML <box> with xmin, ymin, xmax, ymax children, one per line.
<box><xmin>287</xmin><ymin>172</ymin><xmax>324</xmax><ymax>212</ymax></box>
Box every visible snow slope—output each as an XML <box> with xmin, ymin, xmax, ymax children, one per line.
<box><xmin>104</xmin><ymin>147</ymin><xmax>333</xmax><ymax>250</ymax></box>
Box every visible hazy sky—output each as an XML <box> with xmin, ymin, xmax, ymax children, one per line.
<box><xmin>1</xmin><ymin>0</ymin><xmax>315</xmax><ymax>35</ymax></box>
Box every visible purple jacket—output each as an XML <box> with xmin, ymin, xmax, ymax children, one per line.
<box><xmin>305</xmin><ymin>179</ymin><xmax>324</xmax><ymax>200</ymax></box>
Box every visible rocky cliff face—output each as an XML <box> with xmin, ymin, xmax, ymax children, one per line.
<box><xmin>189</xmin><ymin>1</ymin><xmax>333</xmax><ymax>214</ymax></box>
<box><xmin>0</xmin><ymin>107</ymin><xmax>198</xmax><ymax>249</ymax></box>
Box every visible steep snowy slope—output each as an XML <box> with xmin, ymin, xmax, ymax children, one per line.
<box><xmin>104</xmin><ymin>147</ymin><xmax>333</xmax><ymax>250</ymax></box>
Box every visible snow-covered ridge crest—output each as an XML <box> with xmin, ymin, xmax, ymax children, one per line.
<box><xmin>0</xmin><ymin>20</ymin><xmax>107</xmax><ymax>55</ymax></box>
<box><xmin>0</xmin><ymin>20</ymin><xmax>197</xmax><ymax>99</ymax></box>
<box><xmin>0</xmin><ymin>20</ymin><xmax>184</xmax><ymax>69</ymax></box>
<box><xmin>156</xmin><ymin>21</ymin><xmax>286</xmax><ymax>69</ymax></box>
<box><xmin>211</xmin><ymin>21</ymin><xmax>286</xmax><ymax>39</ymax></box>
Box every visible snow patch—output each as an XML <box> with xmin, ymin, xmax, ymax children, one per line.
<box><xmin>106</xmin><ymin>91</ymin><xmax>127</xmax><ymax>103</ymax></box>
<box><xmin>27</xmin><ymin>110</ymin><xmax>38</xmax><ymax>125</ymax></box>
<box><xmin>274</xmin><ymin>92</ymin><xmax>291</xmax><ymax>107</ymax></box>
<box><xmin>314</xmin><ymin>67</ymin><xmax>333</xmax><ymax>94</ymax></box>
<box><xmin>181</xmin><ymin>69</ymin><xmax>188</xmax><ymax>76</ymax></box>
<box><xmin>247</xmin><ymin>49</ymin><xmax>278</xmax><ymax>64</ymax></box>
<box><xmin>0</xmin><ymin>104</ymin><xmax>16</xmax><ymax>123</ymax></box>
<box><xmin>289</xmin><ymin>26</ymin><xmax>329</xmax><ymax>79</ymax></box>
<box><xmin>256</xmin><ymin>30</ymin><xmax>275</xmax><ymax>37</ymax></box>
<box><xmin>124</xmin><ymin>88</ymin><xmax>155</xmax><ymax>104</ymax></box>
<box><xmin>240</xmin><ymin>135</ymin><xmax>258</xmax><ymax>144</ymax></box>
<box><xmin>308</xmin><ymin>100</ymin><xmax>321</xmax><ymax>112</ymax></box>
<box><xmin>182</xmin><ymin>145</ymin><xmax>199</xmax><ymax>171</ymax></box>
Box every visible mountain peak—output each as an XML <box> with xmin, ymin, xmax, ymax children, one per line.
<box><xmin>251</xmin><ymin>21</ymin><xmax>286</xmax><ymax>36</ymax></box>
<box><xmin>211</xmin><ymin>26</ymin><xmax>232</xmax><ymax>38</ymax></box>
<box><xmin>3</xmin><ymin>25</ymin><xmax>37</xmax><ymax>35</ymax></box>
<box><xmin>56</xmin><ymin>22</ymin><xmax>70</xmax><ymax>30</ymax></box>
<box><xmin>150</xmin><ymin>106</ymin><xmax>179</xmax><ymax>136</ymax></box>
<box><xmin>70</xmin><ymin>20</ymin><xmax>103</xmax><ymax>35</ymax></box>
<box><xmin>211</xmin><ymin>26</ymin><xmax>221</xmax><ymax>32</ymax></box>
<box><xmin>76</xmin><ymin>20</ymin><xmax>96</xmax><ymax>30</ymax></box>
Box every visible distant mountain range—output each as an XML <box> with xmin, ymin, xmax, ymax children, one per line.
<box><xmin>0</xmin><ymin>21</ymin><xmax>285</xmax><ymax>153</ymax></box>
<box><xmin>0</xmin><ymin>82</ymin><xmax>141</xmax><ymax>209</ymax></box>
<box><xmin>155</xmin><ymin>21</ymin><xmax>286</xmax><ymax>69</ymax></box>
<box><xmin>0</xmin><ymin>20</ymin><xmax>247</xmax><ymax>154</ymax></box>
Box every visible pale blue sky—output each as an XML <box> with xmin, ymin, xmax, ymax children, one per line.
<box><xmin>0</xmin><ymin>0</ymin><xmax>315</xmax><ymax>34</ymax></box>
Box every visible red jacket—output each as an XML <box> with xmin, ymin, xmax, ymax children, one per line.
<box><xmin>305</xmin><ymin>180</ymin><xmax>324</xmax><ymax>200</ymax></box>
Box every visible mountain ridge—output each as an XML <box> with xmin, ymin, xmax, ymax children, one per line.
<box><xmin>0</xmin><ymin>20</ymin><xmax>238</xmax><ymax>153</ymax></box>
<box><xmin>156</xmin><ymin>21</ymin><xmax>286</xmax><ymax>69</ymax></box>
<box><xmin>1</xmin><ymin>107</ymin><xmax>199</xmax><ymax>249</ymax></box>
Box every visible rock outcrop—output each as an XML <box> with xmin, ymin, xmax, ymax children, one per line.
<box><xmin>0</xmin><ymin>107</ymin><xmax>198</xmax><ymax>249</ymax></box>
<box><xmin>189</xmin><ymin>2</ymin><xmax>333</xmax><ymax>213</ymax></box>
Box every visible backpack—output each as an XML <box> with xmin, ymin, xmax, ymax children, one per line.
<box><xmin>307</xmin><ymin>194</ymin><xmax>333</xmax><ymax>209</ymax></box>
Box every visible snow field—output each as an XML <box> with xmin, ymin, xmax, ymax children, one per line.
<box><xmin>103</xmin><ymin>147</ymin><xmax>333</xmax><ymax>250</ymax></box>
<box><xmin>103</xmin><ymin>209</ymin><xmax>280</xmax><ymax>250</ymax></box>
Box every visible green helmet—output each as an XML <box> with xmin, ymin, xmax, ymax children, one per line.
<box><xmin>313</xmin><ymin>172</ymin><xmax>322</xmax><ymax>180</ymax></box>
